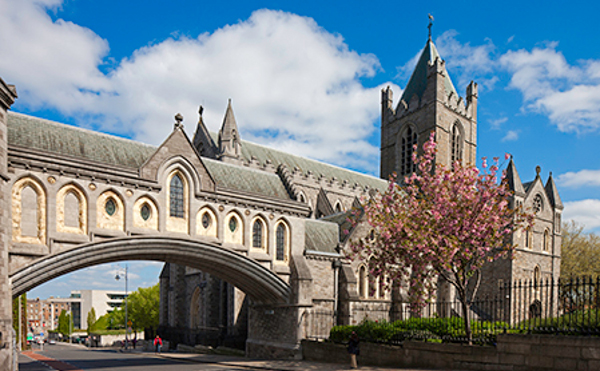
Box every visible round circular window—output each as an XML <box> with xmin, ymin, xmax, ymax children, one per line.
<box><xmin>105</xmin><ymin>198</ymin><xmax>116</xmax><ymax>216</ymax></box>
<box><xmin>141</xmin><ymin>204</ymin><xmax>151</xmax><ymax>221</ymax></box>
<box><xmin>202</xmin><ymin>212</ymin><xmax>211</xmax><ymax>229</ymax></box>
<box><xmin>229</xmin><ymin>217</ymin><xmax>237</xmax><ymax>232</ymax></box>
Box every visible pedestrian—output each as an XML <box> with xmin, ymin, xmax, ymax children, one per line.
<box><xmin>347</xmin><ymin>331</ymin><xmax>360</xmax><ymax>369</ymax></box>
<box><xmin>153</xmin><ymin>335</ymin><xmax>162</xmax><ymax>354</ymax></box>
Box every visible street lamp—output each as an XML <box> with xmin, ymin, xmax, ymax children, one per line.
<box><xmin>115</xmin><ymin>265</ymin><xmax>129</xmax><ymax>349</ymax></box>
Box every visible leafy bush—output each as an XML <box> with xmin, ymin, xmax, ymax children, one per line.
<box><xmin>329</xmin><ymin>318</ymin><xmax>510</xmax><ymax>344</ymax></box>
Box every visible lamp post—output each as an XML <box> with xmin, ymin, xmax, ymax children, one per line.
<box><xmin>115</xmin><ymin>265</ymin><xmax>129</xmax><ymax>349</ymax></box>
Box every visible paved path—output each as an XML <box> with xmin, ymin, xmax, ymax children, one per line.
<box><xmin>155</xmin><ymin>351</ymin><xmax>453</xmax><ymax>371</ymax></box>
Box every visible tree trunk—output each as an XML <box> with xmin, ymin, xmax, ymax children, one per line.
<box><xmin>460</xmin><ymin>295</ymin><xmax>472</xmax><ymax>345</ymax></box>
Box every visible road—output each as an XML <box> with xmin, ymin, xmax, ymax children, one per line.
<box><xmin>19</xmin><ymin>343</ymin><xmax>251</xmax><ymax>371</ymax></box>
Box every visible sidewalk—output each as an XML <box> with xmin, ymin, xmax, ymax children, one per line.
<box><xmin>153</xmin><ymin>351</ymin><xmax>449</xmax><ymax>371</ymax></box>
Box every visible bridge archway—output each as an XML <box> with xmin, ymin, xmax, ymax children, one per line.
<box><xmin>10</xmin><ymin>236</ymin><xmax>291</xmax><ymax>304</ymax></box>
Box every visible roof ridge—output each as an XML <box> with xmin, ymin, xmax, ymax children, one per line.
<box><xmin>235</xmin><ymin>134</ymin><xmax>386</xmax><ymax>183</ymax></box>
<box><xmin>8</xmin><ymin>111</ymin><xmax>157</xmax><ymax>149</ymax></box>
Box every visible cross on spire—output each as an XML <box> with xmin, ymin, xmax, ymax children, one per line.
<box><xmin>428</xmin><ymin>14</ymin><xmax>434</xmax><ymax>40</ymax></box>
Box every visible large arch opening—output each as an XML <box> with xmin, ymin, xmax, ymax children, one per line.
<box><xmin>10</xmin><ymin>236</ymin><xmax>291</xmax><ymax>304</ymax></box>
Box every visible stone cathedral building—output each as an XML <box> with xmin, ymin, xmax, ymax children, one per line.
<box><xmin>0</xmin><ymin>33</ymin><xmax>562</xmax><ymax>366</ymax></box>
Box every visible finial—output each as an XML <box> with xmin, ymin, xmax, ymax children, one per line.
<box><xmin>198</xmin><ymin>105</ymin><xmax>204</xmax><ymax>117</ymax></box>
<box><xmin>535</xmin><ymin>165</ymin><xmax>541</xmax><ymax>178</ymax></box>
<box><xmin>174</xmin><ymin>113</ymin><xmax>183</xmax><ymax>129</ymax></box>
<box><xmin>428</xmin><ymin>14</ymin><xmax>434</xmax><ymax>40</ymax></box>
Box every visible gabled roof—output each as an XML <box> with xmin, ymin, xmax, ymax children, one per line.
<box><xmin>400</xmin><ymin>39</ymin><xmax>458</xmax><ymax>103</ymax></box>
<box><xmin>545</xmin><ymin>173</ymin><xmax>564</xmax><ymax>210</ymax></box>
<box><xmin>304</xmin><ymin>219</ymin><xmax>339</xmax><ymax>254</ymax></box>
<box><xmin>8</xmin><ymin>112</ymin><xmax>156</xmax><ymax>168</ymax></box>
<box><xmin>208</xmin><ymin>132</ymin><xmax>388</xmax><ymax>192</ymax></box>
<box><xmin>505</xmin><ymin>158</ymin><xmax>525</xmax><ymax>195</ymax></box>
<box><xmin>321</xmin><ymin>208</ymin><xmax>363</xmax><ymax>244</ymax></box>
<box><xmin>203</xmin><ymin>158</ymin><xmax>290</xmax><ymax>200</ymax></box>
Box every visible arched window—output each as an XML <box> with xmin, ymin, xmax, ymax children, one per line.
<box><xmin>57</xmin><ymin>184</ymin><xmax>87</xmax><ymax>235</ymax></box>
<box><xmin>196</xmin><ymin>207</ymin><xmax>217</xmax><ymax>238</ymax></box>
<box><xmin>170</xmin><ymin>174</ymin><xmax>184</xmax><ymax>218</ymax></box>
<box><xmin>399</xmin><ymin>126</ymin><xmax>418</xmax><ymax>177</ymax></box>
<box><xmin>533</xmin><ymin>266</ymin><xmax>541</xmax><ymax>287</ymax></box>
<box><xmin>335</xmin><ymin>202</ymin><xmax>343</xmax><ymax>213</ymax></box>
<box><xmin>224</xmin><ymin>212</ymin><xmax>243</xmax><ymax>245</ymax></box>
<box><xmin>298</xmin><ymin>193</ymin><xmax>307</xmax><ymax>203</ymax></box>
<box><xmin>358</xmin><ymin>266</ymin><xmax>367</xmax><ymax>299</ymax></box>
<box><xmin>190</xmin><ymin>287</ymin><xmax>201</xmax><ymax>329</ymax></box>
<box><xmin>12</xmin><ymin>177</ymin><xmax>46</xmax><ymax>244</ymax></box>
<box><xmin>525</xmin><ymin>229</ymin><xmax>530</xmax><ymax>249</ymax></box>
<box><xmin>275</xmin><ymin>222</ymin><xmax>289</xmax><ymax>262</ymax></box>
<box><xmin>133</xmin><ymin>196</ymin><xmax>158</xmax><ymax>230</ymax></box>
<box><xmin>97</xmin><ymin>190</ymin><xmax>124</xmax><ymax>231</ymax></box>
<box><xmin>368</xmin><ymin>258</ymin><xmax>379</xmax><ymax>299</ymax></box>
<box><xmin>543</xmin><ymin>229</ymin><xmax>550</xmax><ymax>252</ymax></box>
<box><xmin>451</xmin><ymin>123</ymin><xmax>463</xmax><ymax>165</ymax></box>
<box><xmin>533</xmin><ymin>194</ymin><xmax>543</xmax><ymax>214</ymax></box>
<box><xmin>252</xmin><ymin>218</ymin><xmax>267</xmax><ymax>251</ymax></box>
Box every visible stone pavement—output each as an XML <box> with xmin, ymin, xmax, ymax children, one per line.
<box><xmin>153</xmin><ymin>351</ymin><xmax>453</xmax><ymax>371</ymax></box>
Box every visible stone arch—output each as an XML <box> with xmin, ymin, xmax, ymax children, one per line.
<box><xmin>274</xmin><ymin>219</ymin><xmax>290</xmax><ymax>264</ymax></box>
<box><xmin>396</xmin><ymin>123</ymin><xmax>418</xmax><ymax>177</ymax></box>
<box><xmin>11</xmin><ymin>236</ymin><xmax>290</xmax><ymax>304</ymax></box>
<box><xmin>224</xmin><ymin>211</ymin><xmax>244</xmax><ymax>245</ymax></box>
<box><xmin>157</xmin><ymin>156</ymin><xmax>203</xmax><ymax>197</ymax></box>
<box><xmin>166</xmin><ymin>169</ymin><xmax>189</xmax><ymax>234</ymax></box>
<box><xmin>197</xmin><ymin>206</ymin><xmax>218</xmax><ymax>238</ymax></box>
<box><xmin>97</xmin><ymin>189</ymin><xmax>125</xmax><ymax>231</ymax></box>
<box><xmin>12</xmin><ymin>176</ymin><xmax>46</xmax><ymax>244</ymax></box>
<box><xmin>57</xmin><ymin>183</ymin><xmax>87</xmax><ymax>235</ymax></box>
<box><xmin>251</xmin><ymin>215</ymin><xmax>268</xmax><ymax>252</ymax></box>
<box><xmin>133</xmin><ymin>195</ymin><xmax>159</xmax><ymax>230</ymax></box>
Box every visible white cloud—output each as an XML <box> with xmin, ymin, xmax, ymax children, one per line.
<box><xmin>434</xmin><ymin>30</ymin><xmax>498</xmax><ymax>91</ymax></box>
<box><xmin>558</xmin><ymin>169</ymin><xmax>600</xmax><ymax>188</ymax></box>
<box><xmin>1</xmin><ymin>2</ymin><xmax>396</xmax><ymax>170</ymax></box>
<box><xmin>490</xmin><ymin>117</ymin><xmax>508</xmax><ymax>130</ymax></box>
<box><xmin>563</xmin><ymin>199</ymin><xmax>600</xmax><ymax>232</ymax></box>
<box><xmin>501</xmin><ymin>130</ymin><xmax>519</xmax><ymax>142</ymax></box>
<box><xmin>499</xmin><ymin>45</ymin><xmax>600</xmax><ymax>133</ymax></box>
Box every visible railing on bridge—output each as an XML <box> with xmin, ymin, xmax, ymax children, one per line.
<box><xmin>305</xmin><ymin>277</ymin><xmax>600</xmax><ymax>344</ymax></box>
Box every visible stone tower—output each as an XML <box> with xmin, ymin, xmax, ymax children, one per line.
<box><xmin>0</xmin><ymin>77</ymin><xmax>17</xmax><ymax>370</ymax></box>
<box><xmin>380</xmin><ymin>36</ymin><xmax>478</xmax><ymax>180</ymax></box>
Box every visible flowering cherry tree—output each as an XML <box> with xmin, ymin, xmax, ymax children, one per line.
<box><xmin>349</xmin><ymin>133</ymin><xmax>534</xmax><ymax>343</ymax></box>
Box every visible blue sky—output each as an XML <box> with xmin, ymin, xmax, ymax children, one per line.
<box><xmin>2</xmin><ymin>0</ymin><xmax>599</xmax><ymax>299</ymax></box>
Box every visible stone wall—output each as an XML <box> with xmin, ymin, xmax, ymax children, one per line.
<box><xmin>302</xmin><ymin>334</ymin><xmax>600</xmax><ymax>370</ymax></box>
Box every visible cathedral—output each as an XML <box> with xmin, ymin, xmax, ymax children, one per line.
<box><xmin>0</xmin><ymin>32</ymin><xmax>562</xmax><ymax>364</ymax></box>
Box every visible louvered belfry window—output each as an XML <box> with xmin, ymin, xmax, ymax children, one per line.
<box><xmin>400</xmin><ymin>127</ymin><xmax>418</xmax><ymax>176</ymax></box>
<box><xmin>170</xmin><ymin>174</ymin><xmax>184</xmax><ymax>218</ymax></box>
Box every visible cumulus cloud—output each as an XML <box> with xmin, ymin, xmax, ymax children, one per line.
<box><xmin>500</xmin><ymin>44</ymin><xmax>600</xmax><ymax>133</ymax></box>
<box><xmin>0</xmin><ymin>1</ymin><xmax>395</xmax><ymax>171</ymax></box>
<box><xmin>558</xmin><ymin>169</ymin><xmax>600</xmax><ymax>188</ymax></box>
<box><xmin>490</xmin><ymin>117</ymin><xmax>508</xmax><ymax>130</ymax></box>
<box><xmin>501</xmin><ymin>130</ymin><xmax>519</xmax><ymax>142</ymax></box>
<box><xmin>563</xmin><ymin>199</ymin><xmax>600</xmax><ymax>232</ymax></box>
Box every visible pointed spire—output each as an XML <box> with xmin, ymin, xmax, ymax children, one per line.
<box><xmin>399</xmin><ymin>37</ymin><xmax>457</xmax><ymax>104</ymax></box>
<box><xmin>218</xmin><ymin>99</ymin><xmax>242</xmax><ymax>161</ymax></box>
<box><xmin>545</xmin><ymin>172</ymin><xmax>564</xmax><ymax>210</ymax></box>
<box><xmin>192</xmin><ymin>105</ymin><xmax>218</xmax><ymax>158</ymax></box>
<box><xmin>505</xmin><ymin>157</ymin><xmax>525</xmax><ymax>196</ymax></box>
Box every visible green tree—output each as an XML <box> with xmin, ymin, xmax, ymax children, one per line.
<box><xmin>12</xmin><ymin>294</ymin><xmax>27</xmax><ymax>348</ymax></box>
<box><xmin>86</xmin><ymin>307</ymin><xmax>97</xmax><ymax>334</ymax></box>
<box><xmin>561</xmin><ymin>221</ymin><xmax>600</xmax><ymax>278</ymax></box>
<box><xmin>57</xmin><ymin>310</ymin><xmax>73</xmax><ymax>338</ymax></box>
<box><xmin>126</xmin><ymin>283</ymin><xmax>160</xmax><ymax>331</ymax></box>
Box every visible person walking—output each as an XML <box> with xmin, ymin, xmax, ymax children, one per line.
<box><xmin>153</xmin><ymin>335</ymin><xmax>162</xmax><ymax>354</ymax></box>
<box><xmin>347</xmin><ymin>331</ymin><xmax>360</xmax><ymax>369</ymax></box>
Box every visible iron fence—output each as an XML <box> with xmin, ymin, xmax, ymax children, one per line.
<box><xmin>305</xmin><ymin>277</ymin><xmax>600</xmax><ymax>344</ymax></box>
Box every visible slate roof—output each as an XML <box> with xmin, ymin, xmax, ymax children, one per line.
<box><xmin>304</xmin><ymin>219</ymin><xmax>340</xmax><ymax>254</ymax></box>
<box><xmin>400</xmin><ymin>39</ymin><xmax>458</xmax><ymax>103</ymax></box>
<box><xmin>8</xmin><ymin>112</ymin><xmax>156</xmax><ymax>168</ymax></box>
<box><xmin>209</xmin><ymin>132</ymin><xmax>388</xmax><ymax>192</ymax></box>
<box><xmin>8</xmin><ymin>111</ymin><xmax>387</xmax><ymax>199</ymax></box>
<box><xmin>203</xmin><ymin>158</ymin><xmax>290</xmax><ymax>199</ymax></box>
